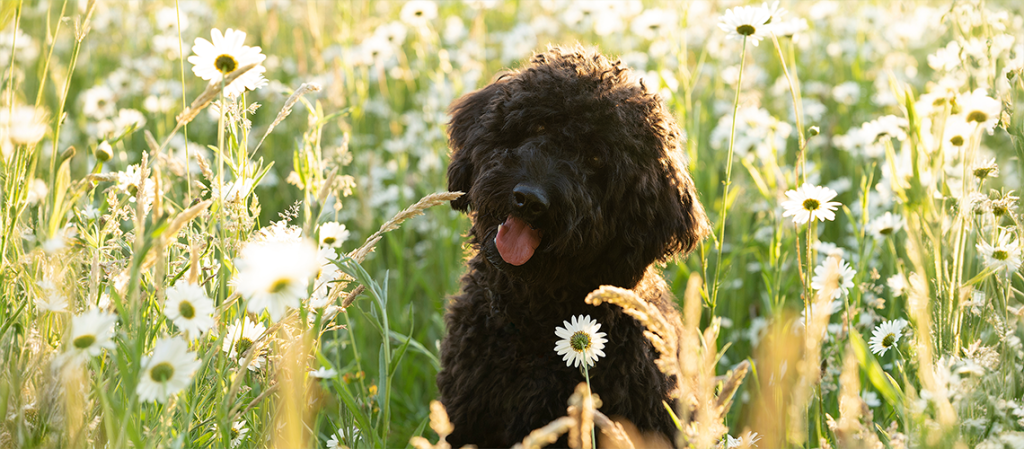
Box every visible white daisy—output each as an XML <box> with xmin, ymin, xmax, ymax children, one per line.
<box><xmin>232</xmin><ymin>239</ymin><xmax>320</xmax><ymax>321</ymax></box>
<box><xmin>811</xmin><ymin>256</ymin><xmax>856</xmax><ymax>299</ymax></box>
<box><xmin>136</xmin><ymin>336</ymin><xmax>202</xmax><ymax>403</ymax></box>
<box><xmin>187</xmin><ymin>28</ymin><xmax>267</xmax><ymax>99</ymax></box>
<box><xmin>793</xmin><ymin>300</ymin><xmax>841</xmax><ymax>336</ymax></box>
<box><xmin>327</xmin><ymin>428</ymin><xmax>361</xmax><ymax>449</ymax></box>
<box><xmin>311</xmin><ymin>247</ymin><xmax>341</xmax><ymax>309</ymax></box>
<box><xmin>213</xmin><ymin>178</ymin><xmax>256</xmax><ymax>203</ymax></box>
<box><xmin>726</xmin><ymin>430</ymin><xmax>762</xmax><ymax>448</ymax></box>
<box><xmin>942</xmin><ymin>114</ymin><xmax>973</xmax><ymax>148</ymax></box>
<box><xmin>309</xmin><ymin>367</ymin><xmax>338</xmax><ymax>379</ymax></box>
<box><xmin>327</xmin><ymin>433</ymin><xmax>344</xmax><ymax>449</ymax></box>
<box><xmin>976</xmin><ymin>230</ymin><xmax>1022</xmax><ymax>275</ymax></box>
<box><xmin>66</xmin><ymin>308</ymin><xmax>118</xmax><ymax>362</ymax></box>
<box><xmin>318</xmin><ymin>222</ymin><xmax>350</xmax><ymax>248</ymax></box>
<box><xmin>861</xmin><ymin>390</ymin><xmax>881</xmax><ymax>407</ymax></box>
<box><xmin>0</xmin><ymin>105</ymin><xmax>48</xmax><ymax>159</ymax></box>
<box><xmin>222</xmin><ymin>317</ymin><xmax>267</xmax><ymax>371</ymax></box>
<box><xmin>887</xmin><ymin>274</ymin><xmax>907</xmax><ymax>297</ymax></box>
<box><xmin>630</xmin><ymin>9</ymin><xmax>673</xmax><ymax>40</ymax></box>
<box><xmin>717</xmin><ymin>5</ymin><xmax>772</xmax><ymax>46</ymax></box>
<box><xmin>781</xmin><ymin>183</ymin><xmax>842</xmax><ymax>225</ymax></box>
<box><xmin>760</xmin><ymin>1</ymin><xmax>787</xmax><ymax>25</ymax></box>
<box><xmin>35</xmin><ymin>277</ymin><xmax>68</xmax><ymax>313</ymax></box>
<box><xmin>554</xmin><ymin>315</ymin><xmax>607</xmax><ymax>369</ymax></box>
<box><xmin>230</xmin><ymin>421</ymin><xmax>250</xmax><ymax>448</ymax></box>
<box><xmin>770</xmin><ymin>16</ymin><xmax>808</xmax><ymax>38</ymax></box>
<box><xmin>870</xmin><ymin>212</ymin><xmax>904</xmax><ymax>238</ymax></box>
<box><xmin>399</xmin><ymin>0</ymin><xmax>438</xmax><ymax>28</ymax></box>
<box><xmin>164</xmin><ymin>281</ymin><xmax>215</xmax><ymax>337</ymax></box>
<box><xmin>957</xmin><ymin>89</ymin><xmax>1002</xmax><ymax>133</ymax></box>
<box><xmin>972</xmin><ymin>158</ymin><xmax>999</xmax><ymax>181</ymax></box>
<box><xmin>869</xmin><ymin>319</ymin><xmax>908</xmax><ymax>357</ymax></box>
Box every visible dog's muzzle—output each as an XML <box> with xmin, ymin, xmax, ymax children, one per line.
<box><xmin>492</xmin><ymin>183</ymin><xmax>548</xmax><ymax>267</ymax></box>
<box><xmin>511</xmin><ymin>183</ymin><xmax>549</xmax><ymax>222</ymax></box>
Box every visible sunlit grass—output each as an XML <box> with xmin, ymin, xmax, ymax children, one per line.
<box><xmin>1</xmin><ymin>1</ymin><xmax>1023</xmax><ymax>448</ymax></box>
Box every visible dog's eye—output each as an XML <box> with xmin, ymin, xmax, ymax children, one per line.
<box><xmin>533</xmin><ymin>125</ymin><xmax>545</xmax><ymax>134</ymax></box>
<box><xmin>588</xmin><ymin>155</ymin><xmax>604</xmax><ymax>168</ymax></box>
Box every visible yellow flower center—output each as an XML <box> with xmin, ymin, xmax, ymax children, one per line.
<box><xmin>950</xmin><ymin>135</ymin><xmax>964</xmax><ymax>146</ymax></box>
<box><xmin>973</xmin><ymin>167</ymin><xmax>995</xmax><ymax>179</ymax></box>
<box><xmin>215</xmin><ymin>54</ymin><xmax>238</xmax><ymax>74</ymax></box>
<box><xmin>570</xmin><ymin>331</ymin><xmax>591</xmax><ymax>352</ymax></box>
<box><xmin>235</xmin><ymin>337</ymin><xmax>254</xmax><ymax>360</ymax></box>
<box><xmin>965</xmin><ymin>111</ymin><xmax>988</xmax><ymax>123</ymax></box>
<box><xmin>881</xmin><ymin>333</ymin><xmax>896</xmax><ymax>348</ymax></box>
<box><xmin>802</xmin><ymin>198</ymin><xmax>820</xmax><ymax>211</ymax></box>
<box><xmin>73</xmin><ymin>334</ymin><xmax>96</xmax><ymax>349</ymax></box>
<box><xmin>150</xmin><ymin>362</ymin><xmax>175</xmax><ymax>382</ymax></box>
<box><xmin>322</xmin><ymin>236</ymin><xmax>336</xmax><ymax>245</ymax></box>
<box><xmin>737</xmin><ymin>24</ymin><xmax>756</xmax><ymax>36</ymax></box>
<box><xmin>993</xmin><ymin>250</ymin><xmax>1009</xmax><ymax>261</ymax></box>
<box><xmin>269</xmin><ymin>278</ymin><xmax>291</xmax><ymax>294</ymax></box>
<box><xmin>179</xmin><ymin>300</ymin><xmax>196</xmax><ymax>319</ymax></box>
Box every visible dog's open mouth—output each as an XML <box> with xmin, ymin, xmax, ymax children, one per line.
<box><xmin>494</xmin><ymin>215</ymin><xmax>542</xmax><ymax>266</ymax></box>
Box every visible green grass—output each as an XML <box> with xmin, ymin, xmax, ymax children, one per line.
<box><xmin>1</xmin><ymin>1</ymin><xmax>1023</xmax><ymax>448</ymax></box>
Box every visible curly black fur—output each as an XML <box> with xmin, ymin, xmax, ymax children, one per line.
<box><xmin>438</xmin><ymin>45</ymin><xmax>711</xmax><ymax>447</ymax></box>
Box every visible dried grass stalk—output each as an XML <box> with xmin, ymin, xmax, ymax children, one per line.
<box><xmin>328</xmin><ymin>191</ymin><xmax>464</xmax><ymax>307</ymax></box>
<box><xmin>592</xmin><ymin>411</ymin><xmax>635</xmax><ymax>449</ymax></box>
<box><xmin>584</xmin><ymin>285</ymin><xmax>680</xmax><ymax>384</ymax></box>
<box><xmin>834</xmin><ymin>342</ymin><xmax>881</xmax><ymax>449</ymax></box>
<box><xmin>140</xmin><ymin>200</ymin><xmax>212</xmax><ymax>270</ymax></box>
<box><xmin>749</xmin><ymin>316</ymin><xmax>801</xmax><ymax>448</ymax></box>
<box><xmin>173</xmin><ymin>63</ymin><xmax>260</xmax><ymax>126</ymax></box>
<box><xmin>567</xmin><ymin>382</ymin><xmax>601</xmax><ymax>449</ymax></box>
<box><xmin>787</xmin><ymin>255</ymin><xmax>842</xmax><ymax>444</ymax></box>
<box><xmin>341</xmin><ymin>284</ymin><xmax>365</xmax><ymax>309</ymax></box>
<box><xmin>409</xmin><ymin>400</ymin><xmax>456</xmax><ymax>449</ymax></box>
<box><xmin>586</xmin><ymin>275</ymin><xmax>744</xmax><ymax>448</ymax></box>
<box><xmin>254</xmin><ymin>82</ymin><xmax>321</xmax><ymax>152</ymax></box>
<box><xmin>908</xmin><ymin>272</ymin><xmax>956</xmax><ymax>428</ymax></box>
<box><xmin>512</xmin><ymin>417</ymin><xmax>576</xmax><ymax>449</ymax></box>
<box><xmin>188</xmin><ymin>238</ymin><xmax>202</xmax><ymax>285</ymax></box>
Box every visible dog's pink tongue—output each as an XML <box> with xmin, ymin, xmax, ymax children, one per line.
<box><xmin>495</xmin><ymin>216</ymin><xmax>540</xmax><ymax>266</ymax></box>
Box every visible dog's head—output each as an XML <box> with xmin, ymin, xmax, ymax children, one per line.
<box><xmin>446</xmin><ymin>46</ymin><xmax>710</xmax><ymax>288</ymax></box>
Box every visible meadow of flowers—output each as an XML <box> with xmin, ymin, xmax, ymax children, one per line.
<box><xmin>1</xmin><ymin>0</ymin><xmax>1023</xmax><ymax>448</ymax></box>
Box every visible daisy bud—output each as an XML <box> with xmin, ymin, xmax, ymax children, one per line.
<box><xmin>58</xmin><ymin>146</ymin><xmax>76</xmax><ymax>165</ymax></box>
<box><xmin>95</xmin><ymin>141</ymin><xmax>113</xmax><ymax>162</ymax></box>
<box><xmin>808</xmin><ymin>125</ymin><xmax>820</xmax><ymax>136</ymax></box>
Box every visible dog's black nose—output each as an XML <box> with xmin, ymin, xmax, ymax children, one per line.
<box><xmin>512</xmin><ymin>183</ymin><xmax>549</xmax><ymax>222</ymax></box>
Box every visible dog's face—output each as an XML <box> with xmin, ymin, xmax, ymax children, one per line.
<box><xmin>446</xmin><ymin>47</ymin><xmax>710</xmax><ymax>288</ymax></box>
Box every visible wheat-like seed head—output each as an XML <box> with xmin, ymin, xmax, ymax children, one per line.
<box><xmin>511</xmin><ymin>417</ymin><xmax>576</xmax><ymax>449</ymax></box>
<box><xmin>584</xmin><ymin>285</ymin><xmax>681</xmax><ymax>385</ymax></box>
<box><xmin>173</xmin><ymin>62</ymin><xmax>261</xmax><ymax>126</ymax></box>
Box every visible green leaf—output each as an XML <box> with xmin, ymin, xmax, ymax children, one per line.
<box><xmin>332</xmin><ymin>379</ymin><xmax>381</xmax><ymax>447</ymax></box>
<box><xmin>388</xmin><ymin>330</ymin><xmax>440</xmax><ymax>372</ymax></box>
<box><xmin>849</xmin><ymin>329</ymin><xmax>904</xmax><ymax>406</ymax></box>
<box><xmin>388</xmin><ymin>332</ymin><xmax>414</xmax><ymax>378</ymax></box>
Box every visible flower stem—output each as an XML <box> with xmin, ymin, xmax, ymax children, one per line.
<box><xmin>710</xmin><ymin>35</ymin><xmax>748</xmax><ymax>313</ymax></box>
<box><xmin>174</xmin><ymin>0</ymin><xmax>192</xmax><ymax>203</ymax></box>
<box><xmin>582</xmin><ymin>363</ymin><xmax>596</xmax><ymax>449</ymax></box>
<box><xmin>770</xmin><ymin>33</ymin><xmax>807</xmax><ymax>184</ymax></box>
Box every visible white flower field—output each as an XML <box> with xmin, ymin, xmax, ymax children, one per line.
<box><xmin>1</xmin><ymin>0</ymin><xmax>1023</xmax><ymax>448</ymax></box>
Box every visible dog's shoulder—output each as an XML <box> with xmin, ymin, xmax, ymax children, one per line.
<box><xmin>633</xmin><ymin>266</ymin><xmax>683</xmax><ymax>322</ymax></box>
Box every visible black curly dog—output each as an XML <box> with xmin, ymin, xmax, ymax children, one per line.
<box><xmin>438</xmin><ymin>45</ymin><xmax>710</xmax><ymax>447</ymax></box>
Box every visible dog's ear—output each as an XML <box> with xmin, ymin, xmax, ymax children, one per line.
<box><xmin>446</xmin><ymin>82</ymin><xmax>503</xmax><ymax>211</ymax></box>
<box><xmin>627</xmin><ymin>145</ymin><xmax>711</xmax><ymax>266</ymax></box>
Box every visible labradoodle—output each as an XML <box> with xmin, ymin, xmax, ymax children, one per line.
<box><xmin>438</xmin><ymin>45</ymin><xmax>710</xmax><ymax>447</ymax></box>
